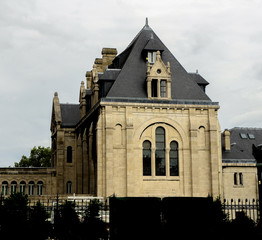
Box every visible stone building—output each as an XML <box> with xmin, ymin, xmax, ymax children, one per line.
<box><xmin>222</xmin><ymin>128</ymin><xmax>262</xmax><ymax>201</ymax></box>
<box><xmin>51</xmin><ymin>20</ymin><xmax>222</xmax><ymax>199</ymax></box>
<box><xmin>0</xmin><ymin>21</ymin><xmax>260</xmax><ymax>202</ymax></box>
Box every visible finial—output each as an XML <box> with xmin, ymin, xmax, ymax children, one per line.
<box><xmin>145</xmin><ymin>17</ymin><xmax>149</xmax><ymax>26</ymax></box>
<box><xmin>54</xmin><ymin>92</ymin><xmax>58</xmax><ymax>97</ymax></box>
<box><xmin>196</xmin><ymin>69</ymin><xmax>199</xmax><ymax>74</ymax></box>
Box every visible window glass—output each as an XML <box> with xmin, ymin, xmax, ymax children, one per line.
<box><xmin>160</xmin><ymin>80</ymin><xmax>167</xmax><ymax>97</ymax></box>
<box><xmin>170</xmin><ymin>141</ymin><xmax>179</xmax><ymax>176</ymax></box>
<box><xmin>37</xmin><ymin>181</ymin><xmax>43</xmax><ymax>195</ymax></box>
<box><xmin>11</xmin><ymin>181</ymin><xmax>17</xmax><ymax>194</ymax></box>
<box><xmin>66</xmin><ymin>181</ymin><xmax>72</xmax><ymax>194</ymax></box>
<box><xmin>28</xmin><ymin>181</ymin><xmax>34</xmax><ymax>195</ymax></box>
<box><xmin>67</xmin><ymin>146</ymin><xmax>72</xmax><ymax>163</ymax></box>
<box><xmin>1</xmin><ymin>181</ymin><xmax>8</xmax><ymax>196</ymax></box>
<box><xmin>143</xmin><ymin>141</ymin><xmax>151</xmax><ymax>176</ymax></box>
<box><xmin>148</xmin><ymin>51</ymin><xmax>156</xmax><ymax>63</ymax></box>
<box><xmin>155</xmin><ymin>127</ymin><xmax>166</xmax><ymax>176</ymax></box>
<box><xmin>20</xmin><ymin>181</ymin><xmax>26</xmax><ymax>195</ymax></box>
<box><xmin>239</xmin><ymin>173</ymin><xmax>243</xmax><ymax>185</ymax></box>
<box><xmin>234</xmin><ymin>173</ymin><xmax>238</xmax><ymax>185</ymax></box>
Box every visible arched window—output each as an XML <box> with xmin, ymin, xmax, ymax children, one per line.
<box><xmin>20</xmin><ymin>181</ymin><xmax>26</xmax><ymax>195</ymax></box>
<box><xmin>11</xmin><ymin>181</ymin><xmax>17</xmax><ymax>194</ymax></box>
<box><xmin>67</xmin><ymin>146</ymin><xmax>72</xmax><ymax>163</ymax></box>
<box><xmin>143</xmin><ymin>141</ymin><xmax>152</xmax><ymax>176</ymax></box>
<box><xmin>66</xmin><ymin>181</ymin><xmax>72</xmax><ymax>194</ymax></box>
<box><xmin>37</xmin><ymin>181</ymin><xmax>43</xmax><ymax>195</ymax></box>
<box><xmin>1</xmin><ymin>181</ymin><xmax>8</xmax><ymax>196</ymax></box>
<box><xmin>170</xmin><ymin>141</ymin><xmax>179</xmax><ymax>176</ymax></box>
<box><xmin>155</xmin><ymin>127</ymin><xmax>166</xmax><ymax>176</ymax></box>
<box><xmin>28</xmin><ymin>181</ymin><xmax>34</xmax><ymax>195</ymax></box>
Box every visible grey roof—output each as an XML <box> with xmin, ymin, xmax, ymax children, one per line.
<box><xmin>188</xmin><ymin>73</ymin><xmax>209</xmax><ymax>86</ymax></box>
<box><xmin>60</xmin><ymin>104</ymin><xmax>80</xmax><ymax>127</ymax></box>
<box><xmin>99</xmin><ymin>69</ymin><xmax>121</xmax><ymax>81</ymax></box>
<box><xmin>104</xmin><ymin>23</ymin><xmax>212</xmax><ymax>101</ymax></box>
<box><xmin>222</xmin><ymin>127</ymin><xmax>262</xmax><ymax>163</ymax></box>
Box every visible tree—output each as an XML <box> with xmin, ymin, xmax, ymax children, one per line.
<box><xmin>14</xmin><ymin>146</ymin><xmax>51</xmax><ymax>167</ymax></box>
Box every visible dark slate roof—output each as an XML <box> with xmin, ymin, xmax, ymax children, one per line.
<box><xmin>99</xmin><ymin>69</ymin><xmax>121</xmax><ymax>81</ymax></box>
<box><xmin>105</xmin><ymin>23</ymin><xmax>212</xmax><ymax>101</ymax></box>
<box><xmin>60</xmin><ymin>104</ymin><xmax>80</xmax><ymax>127</ymax></box>
<box><xmin>222</xmin><ymin>127</ymin><xmax>262</xmax><ymax>163</ymax></box>
<box><xmin>188</xmin><ymin>73</ymin><xmax>209</xmax><ymax>86</ymax></box>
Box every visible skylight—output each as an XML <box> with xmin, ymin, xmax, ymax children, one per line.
<box><xmin>248</xmin><ymin>133</ymin><xmax>255</xmax><ymax>139</ymax></box>
<box><xmin>240</xmin><ymin>133</ymin><xmax>247</xmax><ymax>139</ymax></box>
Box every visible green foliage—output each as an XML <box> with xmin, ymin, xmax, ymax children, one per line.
<box><xmin>84</xmin><ymin>199</ymin><xmax>102</xmax><ymax>222</ymax></box>
<box><xmin>14</xmin><ymin>146</ymin><xmax>51</xmax><ymax>167</ymax></box>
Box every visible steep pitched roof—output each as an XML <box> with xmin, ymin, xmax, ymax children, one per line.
<box><xmin>222</xmin><ymin>127</ymin><xmax>262</xmax><ymax>163</ymax></box>
<box><xmin>60</xmin><ymin>104</ymin><xmax>80</xmax><ymax>127</ymax></box>
<box><xmin>105</xmin><ymin>23</ymin><xmax>211</xmax><ymax>101</ymax></box>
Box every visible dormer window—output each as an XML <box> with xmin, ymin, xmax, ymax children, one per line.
<box><xmin>146</xmin><ymin>51</ymin><xmax>171</xmax><ymax>99</ymax></box>
<box><xmin>147</xmin><ymin>51</ymin><xmax>157</xmax><ymax>63</ymax></box>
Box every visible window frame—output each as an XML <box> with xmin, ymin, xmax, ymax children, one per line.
<box><xmin>1</xmin><ymin>181</ymin><xmax>8</xmax><ymax>196</ymax></box>
<box><xmin>66</xmin><ymin>181</ymin><xmax>72</xmax><ymax>194</ymax></box>
<box><xmin>142</xmin><ymin>125</ymin><xmax>180</xmax><ymax>179</ymax></box>
<box><xmin>28</xmin><ymin>181</ymin><xmax>35</xmax><ymax>196</ymax></box>
<box><xmin>20</xmin><ymin>181</ymin><xmax>26</xmax><ymax>195</ymax></box>
<box><xmin>11</xmin><ymin>181</ymin><xmax>17</xmax><ymax>194</ymax></box>
<box><xmin>143</xmin><ymin>140</ymin><xmax>152</xmax><ymax>176</ymax></box>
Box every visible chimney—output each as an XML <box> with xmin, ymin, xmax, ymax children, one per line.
<box><xmin>101</xmin><ymin>48</ymin><xmax>117</xmax><ymax>71</ymax></box>
<box><xmin>223</xmin><ymin>129</ymin><xmax>231</xmax><ymax>151</ymax></box>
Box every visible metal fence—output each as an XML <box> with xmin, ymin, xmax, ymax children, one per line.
<box><xmin>26</xmin><ymin>196</ymin><xmax>110</xmax><ymax>224</ymax></box>
<box><xmin>222</xmin><ymin>199</ymin><xmax>260</xmax><ymax>222</ymax></box>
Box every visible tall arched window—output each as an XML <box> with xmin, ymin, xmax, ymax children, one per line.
<box><xmin>37</xmin><ymin>181</ymin><xmax>43</xmax><ymax>195</ymax></box>
<box><xmin>66</xmin><ymin>181</ymin><xmax>72</xmax><ymax>194</ymax></box>
<box><xmin>170</xmin><ymin>141</ymin><xmax>179</xmax><ymax>176</ymax></box>
<box><xmin>1</xmin><ymin>181</ymin><xmax>8</xmax><ymax>196</ymax></box>
<box><xmin>20</xmin><ymin>181</ymin><xmax>26</xmax><ymax>195</ymax></box>
<box><xmin>67</xmin><ymin>146</ymin><xmax>72</xmax><ymax>163</ymax></box>
<box><xmin>143</xmin><ymin>140</ymin><xmax>152</xmax><ymax>176</ymax></box>
<box><xmin>28</xmin><ymin>181</ymin><xmax>34</xmax><ymax>195</ymax></box>
<box><xmin>11</xmin><ymin>181</ymin><xmax>17</xmax><ymax>194</ymax></box>
<box><xmin>155</xmin><ymin>127</ymin><xmax>166</xmax><ymax>176</ymax></box>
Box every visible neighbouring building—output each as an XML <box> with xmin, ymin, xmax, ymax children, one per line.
<box><xmin>222</xmin><ymin>128</ymin><xmax>262</xmax><ymax>201</ymax></box>
<box><xmin>0</xmin><ymin>21</ymin><xmax>260</xmax><ymax>203</ymax></box>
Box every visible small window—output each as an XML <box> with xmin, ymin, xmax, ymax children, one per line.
<box><xmin>37</xmin><ymin>181</ymin><xmax>43</xmax><ymax>195</ymax></box>
<box><xmin>239</xmin><ymin>173</ymin><xmax>243</xmax><ymax>185</ymax></box>
<box><xmin>170</xmin><ymin>141</ymin><xmax>179</xmax><ymax>176</ymax></box>
<box><xmin>20</xmin><ymin>181</ymin><xmax>26</xmax><ymax>195</ymax></box>
<box><xmin>234</xmin><ymin>173</ymin><xmax>238</xmax><ymax>185</ymax></box>
<box><xmin>1</xmin><ymin>181</ymin><xmax>8</xmax><ymax>196</ymax></box>
<box><xmin>28</xmin><ymin>181</ymin><xmax>35</xmax><ymax>195</ymax></box>
<box><xmin>160</xmin><ymin>80</ymin><xmax>167</xmax><ymax>97</ymax></box>
<box><xmin>11</xmin><ymin>181</ymin><xmax>17</xmax><ymax>194</ymax></box>
<box><xmin>143</xmin><ymin>141</ymin><xmax>152</xmax><ymax>176</ymax></box>
<box><xmin>240</xmin><ymin>133</ymin><xmax>247</xmax><ymax>139</ymax></box>
<box><xmin>67</xmin><ymin>146</ymin><xmax>72</xmax><ymax>163</ymax></box>
<box><xmin>151</xmin><ymin>79</ymin><xmax>158</xmax><ymax>97</ymax></box>
<box><xmin>148</xmin><ymin>51</ymin><xmax>156</xmax><ymax>63</ymax></box>
<box><xmin>66</xmin><ymin>181</ymin><xmax>72</xmax><ymax>194</ymax></box>
<box><xmin>248</xmin><ymin>133</ymin><xmax>255</xmax><ymax>139</ymax></box>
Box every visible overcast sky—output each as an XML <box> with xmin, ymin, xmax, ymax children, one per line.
<box><xmin>1</xmin><ymin>0</ymin><xmax>262</xmax><ymax>166</ymax></box>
